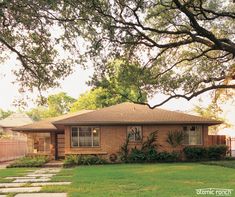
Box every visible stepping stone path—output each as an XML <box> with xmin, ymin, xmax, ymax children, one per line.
<box><xmin>15</xmin><ymin>193</ymin><xmax>67</xmax><ymax>197</ymax></box>
<box><xmin>0</xmin><ymin>168</ymin><xmax>71</xmax><ymax>197</ymax></box>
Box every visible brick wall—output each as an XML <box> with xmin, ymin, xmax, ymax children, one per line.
<box><xmin>64</xmin><ymin>124</ymin><xmax>209</xmax><ymax>159</ymax></box>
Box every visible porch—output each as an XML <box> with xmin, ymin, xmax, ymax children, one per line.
<box><xmin>25</xmin><ymin>131</ymin><xmax>65</xmax><ymax>160</ymax></box>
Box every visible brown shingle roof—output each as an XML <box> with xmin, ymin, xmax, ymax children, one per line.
<box><xmin>53</xmin><ymin>102</ymin><xmax>222</xmax><ymax>126</ymax></box>
<box><xmin>0</xmin><ymin>113</ymin><xmax>33</xmax><ymax>127</ymax></box>
<box><xmin>13</xmin><ymin>110</ymin><xmax>93</xmax><ymax>131</ymax></box>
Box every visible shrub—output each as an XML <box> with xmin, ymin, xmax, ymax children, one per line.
<box><xmin>141</xmin><ymin>131</ymin><xmax>158</xmax><ymax>151</ymax></box>
<box><xmin>183</xmin><ymin>146</ymin><xmax>207</xmax><ymax>161</ymax></box>
<box><xmin>183</xmin><ymin>145</ymin><xmax>228</xmax><ymax>161</ymax></box>
<box><xmin>145</xmin><ymin>147</ymin><xmax>158</xmax><ymax>162</ymax></box>
<box><xmin>128</xmin><ymin>148</ymin><xmax>146</xmax><ymax>163</ymax></box>
<box><xmin>64</xmin><ymin>155</ymin><xmax>107</xmax><ymax>167</ymax></box>
<box><xmin>157</xmin><ymin>152</ymin><xmax>180</xmax><ymax>162</ymax></box>
<box><xmin>118</xmin><ymin>134</ymin><xmax>130</xmax><ymax>162</ymax></box>
<box><xmin>207</xmin><ymin>145</ymin><xmax>228</xmax><ymax>160</ymax></box>
<box><xmin>63</xmin><ymin>155</ymin><xmax>79</xmax><ymax>166</ymax></box>
<box><xmin>8</xmin><ymin>156</ymin><xmax>49</xmax><ymax>168</ymax></box>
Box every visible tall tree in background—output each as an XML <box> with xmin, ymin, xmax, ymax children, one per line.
<box><xmin>27</xmin><ymin>92</ymin><xmax>76</xmax><ymax>120</ymax></box>
<box><xmin>1</xmin><ymin>0</ymin><xmax>235</xmax><ymax>107</ymax></box>
<box><xmin>0</xmin><ymin>109</ymin><xmax>13</xmax><ymax>120</ymax></box>
<box><xmin>71</xmin><ymin>59</ymin><xmax>148</xmax><ymax>111</ymax></box>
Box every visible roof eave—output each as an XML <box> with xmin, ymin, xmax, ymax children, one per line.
<box><xmin>53</xmin><ymin>121</ymin><xmax>223</xmax><ymax>126</ymax></box>
<box><xmin>12</xmin><ymin>128</ymin><xmax>58</xmax><ymax>132</ymax></box>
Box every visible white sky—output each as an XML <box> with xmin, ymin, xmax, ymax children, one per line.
<box><xmin>0</xmin><ymin>53</ymin><xmax>234</xmax><ymax>127</ymax></box>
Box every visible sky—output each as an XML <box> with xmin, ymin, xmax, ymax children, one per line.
<box><xmin>0</xmin><ymin>54</ymin><xmax>234</xmax><ymax>128</ymax></box>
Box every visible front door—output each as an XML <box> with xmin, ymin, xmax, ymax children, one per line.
<box><xmin>56</xmin><ymin>133</ymin><xmax>65</xmax><ymax>159</ymax></box>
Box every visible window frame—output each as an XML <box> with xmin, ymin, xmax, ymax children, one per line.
<box><xmin>127</xmin><ymin>125</ymin><xmax>143</xmax><ymax>142</ymax></box>
<box><xmin>183</xmin><ymin>125</ymin><xmax>203</xmax><ymax>146</ymax></box>
<box><xmin>71</xmin><ymin>126</ymin><xmax>100</xmax><ymax>148</ymax></box>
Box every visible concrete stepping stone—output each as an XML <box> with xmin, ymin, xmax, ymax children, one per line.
<box><xmin>0</xmin><ymin>187</ymin><xmax>41</xmax><ymax>193</ymax></box>
<box><xmin>31</xmin><ymin>182</ymin><xmax>71</xmax><ymax>186</ymax></box>
<box><xmin>5</xmin><ymin>177</ymin><xmax>37</xmax><ymax>179</ymax></box>
<box><xmin>35</xmin><ymin>168</ymin><xmax>61</xmax><ymax>172</ymax></box>
<box><xmin>13</xmin><ymin>178</ymin><xmax>51</xmax><ymax>183</ymax></box>
<box><xmin>27</xmin><ymin>174</ymin><xmax>55</xmax><ymax>177</ymax></box>
<box><xmin>0</xmin><ymin>183</ymin><xmax>25</xmax><ymax>188</ymax></box>
<box><xmin>15</xmin><ymin>193</ymin><xmax>67</xmax><ymax>197</ymax></box>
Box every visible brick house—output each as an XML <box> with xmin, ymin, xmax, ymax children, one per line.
<box><xmin>14</xmin><ymin>102</ymin><xmax>224</xmax><ymax>160</ymax></box>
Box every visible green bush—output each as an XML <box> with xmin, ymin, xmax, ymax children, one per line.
<box><xmin>63</xmin><ymin>155</ymin><xmax>79</xmax><ymax>166</ymax></box>
<box><xmin>128</xmin><ymin>148</ymin><xmax>146</xmax><ymax>163</ymax></box>
<box><xmin>207</xmin><ymin>145</ymin><xmax>228</xmax><ymax>160</ymax></box>
<box><xmin>64</xmin><ymin>155</ymin><xmax>107</xmax><ymax>167</ymax></box>
<box><xmin>8</xmin><ymin>156</ymin><xmax>49</xmax><ymax>168</ymax></box>
<box><xmin>157</xmin><ymin>152</ymin><xmax>180</xmax><ymax>162</ymax></box>
<box><xmin>183</xmin><ymin>146</ymin><xmax>207</xmax><ymax>161</ymax></box>
<box><xmin>183</xmin><ymin>145</ymin><xmax>228</xmax><ymax>161</ymax></box>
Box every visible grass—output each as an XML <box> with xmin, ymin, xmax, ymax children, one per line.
<box><xmin>0</xmin><ymin>168</ymin><xmax>34</xmax><ymax>183</ymax></box>
<box><xmin>202</xmin><ymin>160</ymin><xmax>235</xmax><ymax>169</ymax></box>
<box><xmin>41</xmin><ymin>163</ymin><xmax>235</xmax><ymax>197</ymax></box>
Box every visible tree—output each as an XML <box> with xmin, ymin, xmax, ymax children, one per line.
<box><xmin>27</xmin><ymin>92</ymin><xmax>76</xmax><ymax>120</ymax></box>
<box><xmin>70</xmin><ymin>85</ymin><xmax>147</xmax><ymax>111</ymax></box>
<box><xmin>1</xmin><ymin>0</ymin><xmax>235</xmax><ymax>107</ymax></box>
<box><xmin>0</xmin><ymin>0</ymin><xmax>74</xmax><ymax>96</ymax></box>
<box><xmin>194</xmin><ymin>102</ymin><xmax>230</xmax><ymax>134</ymax></box>
<box><xmin>0</xmin><ymin>109</ymin><xmax>13</xmax><ymax>120</ymax></box>
<box><xmin>26</xmin><ymin>106</ymin><xmax>48</xmax><ymax>121</ymax></box>
<box><xmin>90</xmin><ymin>58</ymin><xmax>148</xmax><ymax>102</ymax></box>
<box><xmin>46</xmin><ymin>92</ymin><xmax>76</xmax><ymax>117</ymax></box>
<box><xmin>72</xmin><ymin>0</ymin><xmax>235</xmax><ymax>108</ymax></box>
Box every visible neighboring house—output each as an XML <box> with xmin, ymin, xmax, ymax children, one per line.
<box><xmin>14</xmin><ymin>102</ymin><xmax>224</xmax><ymax>160</ymax></box>
<box><xmin>0</xmin><ymin>113</ymin><xmax>33</xmax><ymax>162</ymax></box>
<box><xmin>0</xmin><ymin>113</ymin><xmax>33</xmax><ymax>139</ymax></box>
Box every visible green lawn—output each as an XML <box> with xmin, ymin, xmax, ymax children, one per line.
<box><xmin>202</xmin><ymin>160</ymin><xmax>235</xmax><ymax>169</ymax></box>
<box><xmin>41</xmin><ymin>163</ymin><xmax>235</xmax><ymax>197</ymax></box>
<box><xmin>0</xmin><ymin>168</ymin><xmax>34</xmax><ymax>183</ymax></box>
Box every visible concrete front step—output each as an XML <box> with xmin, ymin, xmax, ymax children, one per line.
<box><xmin>15</xmin><ymin>193</ymin><xmax>67</xmax><ymax>197</ymax></box>
<box><xmin>0</xmin><ymin>187</ymin><xmax>41</xmax><ymax>193</ymax></box>
<box><xmin>43</xmin><ymin>163</ymin><xmax>63</xmax><ymax>168</ymax></box>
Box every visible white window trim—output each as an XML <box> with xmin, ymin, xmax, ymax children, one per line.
<box><xmin>183</xmin><ymin>125</ymin><xmax>203</xmax><ymax>146</ymax></box>
<box><xmin>71</xmin><ymin>126</ymin><xmax>100</xmax><ymax>148</ymax></box>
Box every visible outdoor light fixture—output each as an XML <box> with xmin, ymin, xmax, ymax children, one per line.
<box><xmin>93</xmin><ymin>129</ymin><xmax>97</xmax><ymax>133</ymax></box>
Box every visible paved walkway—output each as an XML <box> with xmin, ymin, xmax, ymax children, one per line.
<box><xmin>0</xmin><ymin>167</ymin><xmax>71</xmax><ymax>197</ymax></box>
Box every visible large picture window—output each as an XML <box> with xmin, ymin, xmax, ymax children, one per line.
<box><xmin>71</xmin><ymin>127</ymin><xmax>100</xmax><ymax>147</ymax></box>
<box><xmin>183</xmin><ymin>125</ymin><xmax>202</xmax><ymax>145</ymax></box>
<box><xmin>127</xmin><ymin>126</ymin><xmax>142</xmax><ymax>142</ymax></box>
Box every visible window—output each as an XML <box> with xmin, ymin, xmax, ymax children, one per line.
<box><xmin>183</xmin><ymin>125</ymin><xmax>202</xmax><ymax>145</ymax></box>
<box><xmin>127</xmin><ymin>126</ymin><xmax>142</xmax><ymax>142</ymax></box>
<box><xmin>71</xmin><ymin>127</ymin><xmax>100</xmax><ymax>147</ymax></box>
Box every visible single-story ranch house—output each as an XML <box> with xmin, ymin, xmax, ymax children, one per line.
<box><xmin>14</xmin><ymin>102</ymin><xmax>225</xmax><ymax>160</ymax></box>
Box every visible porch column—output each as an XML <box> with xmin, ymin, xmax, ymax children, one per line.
<box><xmin>50</xmin><ymin>132</ymin><xmax>56</xmax><ymax>160</ymax></box>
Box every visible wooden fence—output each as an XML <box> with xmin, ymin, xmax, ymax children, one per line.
<box><xmin>0</xmin><ymin>139</ymin><xmax>27</xmax><ymax>162</ymax></box>
<box><xmin>208</xmin><ymin>135</ymin><xmax>226</xmax><ymax>145</ymax></box>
